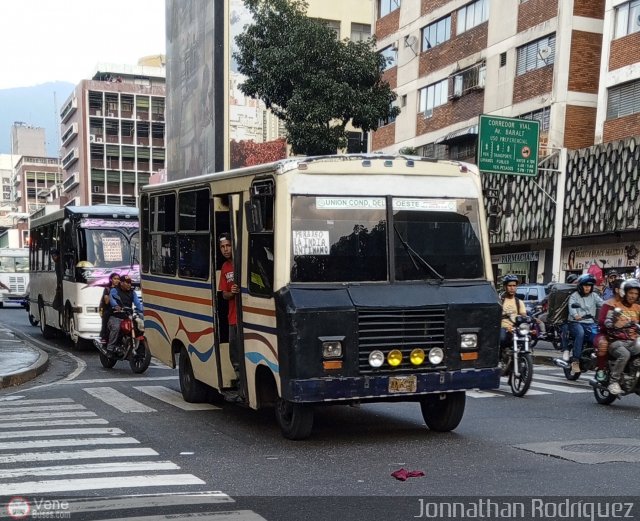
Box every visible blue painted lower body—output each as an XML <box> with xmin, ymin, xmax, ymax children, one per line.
<box><xmin>284</xmin><ymin>367</ymin><xmax>501</xmax><ymax>403</ymax></box>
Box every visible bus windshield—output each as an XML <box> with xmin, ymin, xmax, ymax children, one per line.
<box><xmin>0</xmin><ymin>256</ymin><xmax>29</xmax><ymax>273</ymax></box>
<box><xmin>80</xmin><ymin>228</ymin><xmax>140</xmax><ymax>269</ymax></box>
<box><xmin>290</xmin><ymin>196</ymin><xmax>484</xmax><ymax>282</ymax></box>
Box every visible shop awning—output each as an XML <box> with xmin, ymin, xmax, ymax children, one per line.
<box><xmin>435</xmin><ymin>124</ymin><xmax>478</xmax><ymax>144</ymax></box>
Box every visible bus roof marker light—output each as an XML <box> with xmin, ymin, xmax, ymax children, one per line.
<box><xmin>406</xmin><ymin>160</ymin><xmax>415</xmax><ymax>167</ymax></box>
<box><xmin>384</xmin><ymin>160</ymin><xmax>393</xmax><ymax>167</ymax></box>
<box><xmin>298</xmin><ymin>163</ymin><xmax>308</xmax><ymax>170</ymax></box>
<box><xmin>362</xmin><ymin>160</ymin><xmax>372</xmax><ymax>167</ymax></box>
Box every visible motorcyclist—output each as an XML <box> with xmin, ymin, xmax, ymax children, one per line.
<box><xmin>602</xmin><ymin>271</ymin><xmax>620</xmax><ymax>300</ymax></box>
<box><xmin>602</xmin><ymin>279</ymin><xmax>640</xmax><ymax>395</ymax></box>
<box><xmin>595</xmin><ymin>278</ymin><xmax>623</xmax><ymax>376</ymax></box>
<box><xmin>500</xmin><ymin>274</ymin><xmax>527</xmax><ymax>347</ymax></box>
<box><xmin>567</xmin><ymin>274</ymin><xmax>603</xmax><ymax>373</ymax></box>
<box><xmin>106</xmin><ymin>275</ymin><xmax>143</xmax><ymax>353</ymax></box>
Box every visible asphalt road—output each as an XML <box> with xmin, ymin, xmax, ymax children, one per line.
<box><xmin>2</xmin><ymin>306</ymin><xmax>640</xmax><ymax>521</ymax></box>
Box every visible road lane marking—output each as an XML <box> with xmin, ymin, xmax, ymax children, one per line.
<box><xmin>84</xmin><ymin>387</ymin><xmax>156</xmax><ymax>413</ymax></box>
<box><xmin>466</xmin><ymin>390</ymin><xmax>504</xmax><ymax>398</ymax></box>
<box><xmin>62</xmin><ymin>376</ymin><xmax>178</xmax><ymax>385</ymax></box>
<box><xmin>0</xmin><ymin>418</ymin><xmax>109</xmax><ymax>429</ymax></box>
<box><xmin>0</xmin><ymin>473</ymin><xmax>206</xmax><ymax>495</ymax></box>
<box><xmin>0</xmin><ymin>460</ymin><xmax>180</xmax><ymax>479</ymax></box>
<box><xmin>498</xmin><ymin>384</ymin><xmax>550</xmax><ymax>395</ymax></box>
<box><xmin>105</xmin><ymin>511</ymin><xmax>268</xmax><ymax>521</ymax></box>
<box><xmin>0</xmin><ymin>436</ymin><xmax>139</xmax><ymax>451</ymax></box>
<box><xmin>0</xmin><ymin>447</ymin><xmax>158</xmax><ymax>464</ymax></box>
<box><xmin>0</xmin><ymin>411</ymin><xmax>98</xmax><ymax>421</ymax></box>
<box><xmin>0</xmin><ymin>398</ymin><xmax>75</xmax><ymax>405</ymax></box>
<box><xmin>529</xmin><ymin>381</ymin><xmax>590</xmax><ymax>393</ymax></box>
<box><xmin>0</xmin><ymin>427</ymin><xmax>123</xmax><ymax>439</ymax></box>
<box><xmin>533</xmin><ymin>373</ymin><xmax>591</xmax><ymax>387</ymax></box>
<box><xmin>0</xmin><ymin>404</ymin><xmax>87</xmax><ymax>413</ymax></box>
<box><xmin>134</xmin><ymin>386</ymin><xmax>221</xmax><ymax>410</ymax></box>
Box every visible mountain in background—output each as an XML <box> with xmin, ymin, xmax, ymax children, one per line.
<box><xmin>0</xmin><ymin>82</ymin><xmax>75</xmax><ymax>158</ymax></box>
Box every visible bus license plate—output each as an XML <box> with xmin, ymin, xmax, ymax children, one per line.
<box><xmin>388</xmin><ymin>375</ymin><xmax>417</xmax><ymax>393</ymax></box>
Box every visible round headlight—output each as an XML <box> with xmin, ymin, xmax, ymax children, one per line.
<box><xmin>369</xmin><ymin>350</ymin><xmax>385</xmax><ymax>368</ymax></box>
<box><xmin>387</xmin><ymin>349</ymin><xmax>403</xmax><ymax>367</ymax></box>
<box><xmin>410</xmin><ymin>348</ymin><xmax>425</xmax><ymax>365</ymax></box>
<box><xmin>518</xmin><ymin>323</ymin><xmax>530</xmax><ymax>334</ymax></box>
<box><xmin>428</xmin><ymin>347</ymin><xmax>444</xmax><ymax>365</ymax></box>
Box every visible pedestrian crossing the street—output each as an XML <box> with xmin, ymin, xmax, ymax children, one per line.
<box><xmin>467</xmin><ymin>365</ymin><xmax>594</xmax><ymax>398</ymax></box>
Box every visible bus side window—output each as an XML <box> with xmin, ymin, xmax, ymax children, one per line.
<box><xmin>248</xmin><ymin>179</ymin><xmax>274</xmax><ymax>298</ymax></box>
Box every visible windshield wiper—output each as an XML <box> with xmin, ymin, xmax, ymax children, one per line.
<box><xmin>394</xmin><ymin>226</ymin><xmax>445</xmax><ymax>281</ymax></box>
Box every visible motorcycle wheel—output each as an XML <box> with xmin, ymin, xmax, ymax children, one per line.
<box><xmin>130</xmin><ymin>338</ymin><xmax>151</xmax><ymax>374</ymax></box>
<box><xmin>99</xmin><ymin>352</ymin><xmax>117</xmax><ymax>369</ymax></box>
<box><xmin>594</xmin><ymin>386</ymin><xmax>617</xmax><ymax>405</ymax></box>
<box><xmin>509</xmin><ymin>353</ymin><xmax>533</xmax><ymax>397</ymax></box>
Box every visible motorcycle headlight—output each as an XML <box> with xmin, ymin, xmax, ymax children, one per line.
<box><xmin>518</xmin><ymin>323</ymin><xmax>530</xmax><ymax>334</ymax></box>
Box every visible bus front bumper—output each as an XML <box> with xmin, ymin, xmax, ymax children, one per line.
<box><xmin>283</xmin><ymin>367</ymin><xmax>501</xmax><ymax>403</ymax></box>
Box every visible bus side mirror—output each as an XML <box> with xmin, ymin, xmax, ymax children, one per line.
<box><xmin>245</xmin><ymin>200</ymin><xmax>264</xmax><ymax>233</ymax></box>
<box><xmin>62</xmin><ymin>218</ymin><xmax>72</xmax><ymax>235</ymax></box>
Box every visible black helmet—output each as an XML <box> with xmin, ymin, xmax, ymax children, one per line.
<box><xmin>576</xmin><ymin>274</ymin><xmax>596</xmax><ymax>295</ymax></box>
<box><xmin>502</xmin><ymin>274</ymin><xmax>519</xmax><ymax>285</ymax></box>
<box><xmin>620</xmin><ymin>279</ymin><xmax>640</xmax><ymax>299</ymax></box>
<box><xmin>566</xmin><ymin>274</ymin><xmax>578</xmax><ymax>283</ymax></box>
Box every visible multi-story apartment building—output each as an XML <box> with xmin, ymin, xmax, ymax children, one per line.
<box><xmin>371</xmin><ymin>0</ymin><xmax>640</xmax><ymax>283</ymax></box>
<box><xmin>59</xmin><ymin>63</ymin><xmax>166</xmax><ymax>206</ymax></box>
<box><xmin>372</xmin><ymin>0</ymin><xmax>606</xmax><ymax>159</ymax></box>
<box><xmin>11</xmin><ymin>123</ymin><xmax>46</xmax><ymax>157</ymax></box>
<box><xmin>11</xmin><ymin>156</ymin><xmax>61</xmax><ymax>215</ymax></box>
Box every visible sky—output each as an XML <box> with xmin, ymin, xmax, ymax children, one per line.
<box><xmin>0</xmin><ymin>0</ymin><xmax>166</xmax><ymax>90</ymax></box>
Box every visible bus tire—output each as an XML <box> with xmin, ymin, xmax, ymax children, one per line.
<box><xmin>420</xmin><ymin>391</ymin><xmax>466</xmax><ymax>432</ymax></box>
<box><xmin>28</xmin><ymin>313</ymin><xmax>39</xmax><ymax>327</ymax></box>
<box><xmin>275</xmin><ymin>398</ymin><xmax>314</xmax><ymax>440</ymax></box>
<box><xmin>66</xmin><ymin>309</ymin><xmax>82</xmax><ymax>350</ymax></box>
<box><xmin>39</xmin><ymin>305</ymin><xmax>56</xmax><ymax>340</ymax></box>
<box><xmin>179</xmin><ymin>348</ymin><xmax>208</xmax><ymax>403</ymax></box>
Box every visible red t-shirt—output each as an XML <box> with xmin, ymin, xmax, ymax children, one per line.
<box><xmin>219</xmin><ymin>260</ymin><xmax>237</xmax><ymax>325</ymax></box>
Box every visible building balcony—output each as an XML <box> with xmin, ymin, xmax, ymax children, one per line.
<box><xmin>60</xmin><ymin>97</ymin><xmax>78</xmax><ymax>123</ymax></box>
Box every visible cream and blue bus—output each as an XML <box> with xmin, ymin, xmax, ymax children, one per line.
<box><xmin>140</xmin><ymin>155</ymin><xmax>502</xmax><ymax>439</ymax></box>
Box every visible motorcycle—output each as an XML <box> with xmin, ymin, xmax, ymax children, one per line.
<box><xmin>529</xmin><ymin>304</ymin><xmax>563</xmax><ymax>349</ymax></box>
<box><xmin>589</xmin><ymin>315</ymin><xmax>640</xmax><ymax>404</ymax></box>
<box><xmin>551</xmin><ymin>304</ymin><xmax>598</xmax><ymax>381</ymax></box>
<box><xmin>93</xmin><ymin>307</ymin><xmax>151</xmax><ymax>374</ymax></box>
<box><xmin>500</xmin><ymin>314</ymin><xmax>534</xmax><ymax>397</ymax></box>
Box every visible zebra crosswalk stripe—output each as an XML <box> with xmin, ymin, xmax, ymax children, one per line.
<box><xmin>0</xmin><ymin>447</ymin><xmax>158</xmax><ymax>464</ymax></box>
<box><xmin>134</xmin><ymin>386</ymin><xmax>221</xmax><ymax>410</ymax></box>
<box><xmin>108</xmin><ymin>511</ymin><xmax>268</xmax><ymax>521</ymax></box>
<box><xmin>84</xmin><ymin>387</ymin><xmax>156</xmax><ymax>413</ymax></box>
<box><xmin>0</xmin><ymin>427</ymin><xmax>123</xmax><ymax>439</ymax></box>
<box><xmin>0</xmin><ymin>461</ymin><xmax>180</xmax><ymax>479</ymax></box>
<box><xmin>0</xmin><ymin>436</ymin><xmax>140</xmax><ymax>451</ymax></box>
<box><xmin>0</xmin><ymin>418</ymin><xmax>109</xmax><ymax>429</ymax></box>
<box><xmin>0</xmin><ymin>474</ymin><xmax>206</xmax><ymax>495</ymax></box>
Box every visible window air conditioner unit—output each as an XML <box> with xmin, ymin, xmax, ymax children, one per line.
<box><xmin>96</xmin><ymin>137</ymin><xmax>103</xmax><ymax>143</ymax></box>
<box><xmin>108</xmin><ymin>112</ymin><xmax>115</xmax><ymax>117</ymax></box>
<box><xmin>93</xmin><ymin>185</ymin><xmax>103</xmax><ymax>193</ymax></box>
<box><xmin>89</xmin><ymin>134</ymin><xmax>95</xmax><ymax>143</ymax></box>
<box><xmin>96</xmin><ymin>110</ymin><xmax>101</xmax><ymax>116</ymax></box>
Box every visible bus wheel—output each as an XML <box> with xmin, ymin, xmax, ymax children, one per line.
<box><xmin>275</xmin><ymin>398</ymin><xmax>314</xmax><ymax>440</ymax></box>
<box><xmin>28</xmin><ymin>313</ymin><xmax>39</xmax><ymax>327</ymax></box>
<box><xmin>67</xmin><ymin>312</ymin><xmax>81</xmax><ymax>350</ymax></box>
<box><xmin>420</xmin><ymin>392</ymin><xmax>466</xmax><ymax>432</ymax></box>
<box><xmin>179</xmin><ymin>348</ymin><xmax>208</xmax><ymax>403</ymax></box>
<box><xmin>39</xmin><ymin>305</ymin><xmax>56</xmax><ymax>340</ymax></box>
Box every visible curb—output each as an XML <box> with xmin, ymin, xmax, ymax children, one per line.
<box><xmin>0</xmin><ymin>331</ymin><xmax>50</xmax><ymax>389</ymax></box>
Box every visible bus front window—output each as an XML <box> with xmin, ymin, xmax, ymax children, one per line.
<box><xmin>291</xmin><ymin>196</ymin><xmax>387</xmax><ymax>282</ymax></box>
<box><xmin>80</xmin><ymin>229</ymin><xmax>137</xmax><ymax>269</ymax></box>
<box><xmin>392</xmin><ymin>198</ymin><xmax>484</xmax><ymax>280</ymax></box>
<box><xmin>0</xmin><ymin>256</ymin><xmax>29</xmax><ymax>273</ymax></box>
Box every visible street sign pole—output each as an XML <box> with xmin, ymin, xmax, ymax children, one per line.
<box><xmin>551</xmin><ymin>147</ymin><xmax>567</xmax><ymax>283</ymax></box>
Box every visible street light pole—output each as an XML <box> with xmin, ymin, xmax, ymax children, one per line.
<box><xmin>551</xmin><ymin>147</ymin><xmax>567</xmax><ymax>282</ymax></box>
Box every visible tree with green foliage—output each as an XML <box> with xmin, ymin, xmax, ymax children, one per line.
<box><xmin>234</xmin><ymin>0</ymin><xmax>400</xmax><ymax>156</ymax></box>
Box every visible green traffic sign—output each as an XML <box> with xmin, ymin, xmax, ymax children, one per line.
<box><xmin>477</xmin><ymin>114</ymin><xmax>540</xmax><ymax>176</ymax></box>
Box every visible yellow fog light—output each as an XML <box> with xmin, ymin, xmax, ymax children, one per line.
<box><xmin>410</xmin><ymin>348</ymin><xmax>425</xmax><ymax>366</ymax></box>
<box><xmin>387</xmin><ymin>349</ymin><xmax>403</xmax><ymax>367</ymax></box>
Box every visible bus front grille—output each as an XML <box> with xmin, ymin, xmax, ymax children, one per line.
<box><xmin>357</xmin><ymin>308</ymin><xmax>446</xmax><ymax>374</ymax></box>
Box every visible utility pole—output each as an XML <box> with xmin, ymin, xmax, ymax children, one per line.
<box><xmin>550</xmin><ymin>147</ymin><xmax>567</xmax><ymax>282</ymax></box>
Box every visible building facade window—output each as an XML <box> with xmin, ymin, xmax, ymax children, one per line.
<box><xmin>519</xmin><ymin>106</ymin><xmax>551</xmax><ymax>131</ymax></box>
<box><xmin>422</xmin><ymin>16</ymin><xmax>451</xmax><ymax>51</ymax></box>
<box><xmin>607</xmin><ymin>79</ymin><xmax>640</xmax><ymax>119</ymax></box>
<box><xmin>457</xmin><ymin>0</ymin><xmax>489</xmax><ymax>34</ymax></box>
<box><xmin>380</xmin><ymin>45</ymin><xmax>397</xmax><ymax>70</ymax></box>
<box><xmin>315</xmin><ymin>18</ymin><xmax>341</xmax><ymax>38</ymax></box>
<box><xmin>417</xmin><ymin>143</ymin><xmax>447</xmax><ymax>159</ymax></box>
<box><xmin>379</xmin><ymin>0</ymin><xmax>400</xmax><ymax>18</ymax></box>
<box><xmin>614</xmin><ymin>0</ymin><xmax>640</xmax><ymax>38</ymax></box>
<box><xmin>350</xmin><ymin>23</ymin><xmax>371</xmax><ymax>42</ymax></box>
<box><xmin>516</xmin><ymin>34</ymin><xmax>556</xmax><ymax>76</ymax></box>
<box><xmin>418</xmin><ymin>79</ymin><xmax>449</xmax><ymax>114</ymax></box>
